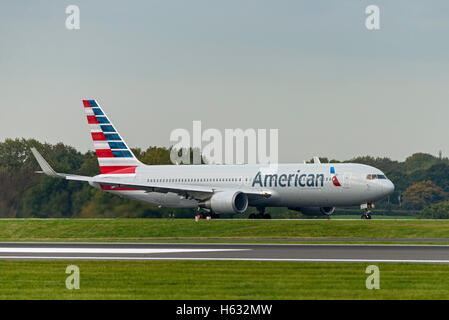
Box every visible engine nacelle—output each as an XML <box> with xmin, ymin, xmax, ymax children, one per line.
<box><xmin>289</xmin><ymin>206</ymin><xmax>335</xmax><ymax>216</ymax></box>
<box><xmin>201</xmin><ymin>191</ymin><xmax>249</xmax><ymax>214</ymax></box>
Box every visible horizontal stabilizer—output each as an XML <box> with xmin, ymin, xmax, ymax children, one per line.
<box><xmin>30</xmin><ymin>148</ymin><xmax>66</xmax><ymax>179</ymax></box>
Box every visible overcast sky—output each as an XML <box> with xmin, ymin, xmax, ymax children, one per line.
<box><xmin>1</xmin><ymin>1</ymin><xmax>448</xmax><ymax>163</ymax></box>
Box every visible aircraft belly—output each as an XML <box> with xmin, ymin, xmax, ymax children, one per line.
<box><xmin>110</xmin><ymin>191</ymin><xmax>197</xmax><ymax>208</ymax></box>
<box><xmin>109</xmin><ymin>184</ymin><xmax>371</xmax><ymax>210</ymax></box>
<box><xmin>325</xmin><ymin>188</ymin><xmax>365</xmax><ymax>206</ymax></box>
<box><xmin>249</xmin><ymin>188</ymin><xmax>331</xmax><ymax>207</ymax></box>
<box><xmin>281</xmin><ymin>188</ymin><xmax>329</xmax><ymax>207</ymax></box>
<box><xmin>259</xmin><ymin>187</ymin><xmax>366</xmax><ymax>207</ymax></box>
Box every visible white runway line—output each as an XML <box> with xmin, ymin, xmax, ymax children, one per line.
<box><xmin>0</xmin><ymin>247</ymin><xmax>250</xmax><ymax>254</ymax></box>
<box><xmin>1</xmin><ymin>256</ymin><xmax>449</xmax><ymax>263</ymax></box>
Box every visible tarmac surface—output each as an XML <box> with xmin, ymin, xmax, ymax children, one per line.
<box><xmin>1</xmin><ymin>242</ymin><xmax>449</xmax><ymax>263</ymax></box>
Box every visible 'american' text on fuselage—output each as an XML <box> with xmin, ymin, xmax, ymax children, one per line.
<box><xmin>252</xmin><ymin>171</ymin><xmax>324</xmax><ymax>188</ymax></box>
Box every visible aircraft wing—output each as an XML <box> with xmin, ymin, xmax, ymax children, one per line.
<box><xmin>31</xmin><ymin>148</ymin><xmax>271</xmax><ymax>202</ymax></box>
<box><xmin>68</xmin><ymin>175</ymin><xmax>215</xmax><ymax>200</ymax></box>
<box><xmin>67</xmin><ymin>176</ymin><xmax>272</xmax><ymax>201</ymax></box>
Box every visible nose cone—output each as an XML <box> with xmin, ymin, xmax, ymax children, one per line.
<box><xmin>384</xmin><ymin>180</ymin><xmax>395</xmax><ymax>195</ymax></box>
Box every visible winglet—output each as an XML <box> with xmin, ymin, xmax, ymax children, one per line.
<box><xmin>30</xmin><ymin>148</ymin><xmax>65</xmax><ymax>178</ymax></box>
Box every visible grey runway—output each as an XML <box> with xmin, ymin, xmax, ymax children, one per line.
<box><xmin>1</xmin><ymin>242</ymin><xmax>449</xmax><ymax>263</ymax></box>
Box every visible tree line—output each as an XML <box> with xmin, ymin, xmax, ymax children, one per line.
<box><xmin>0</xmin><ymin>138</ymin><xmax>448</xmax><ymax>218</ymax></box>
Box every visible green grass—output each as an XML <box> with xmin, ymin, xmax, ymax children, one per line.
<box><xmin>2</xmin><ymin>220</ymin><xmax>449</xmax><ymax>300</ymax></box>
<box><xmin>1</xmin><ymin>219</ymin><xmax>449</xmax><ymax>242</ymax></box>
<box><xmin>1</xmin><ymin>260</ymin><xmax>449</xmax><ymax>299</ymax></box>
<box><xmin>331</xmin><ymin>215</ymin><xmax>415</xmax><ymax>219</ymax></box>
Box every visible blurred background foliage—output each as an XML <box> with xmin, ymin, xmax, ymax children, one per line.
<box><xmin>1</xmin><ymin>138</ymin><xmax>448</xmax><ymax>218</ymax></box>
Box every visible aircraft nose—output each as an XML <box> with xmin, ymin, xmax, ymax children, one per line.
<box><xmin>384</xmin><ymin>180</ymin><xmax>395</xmax><ymax>195</ymax></box>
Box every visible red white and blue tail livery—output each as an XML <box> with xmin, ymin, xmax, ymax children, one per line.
<box><xmin>83</xmin><ymin>99</ymin><xmax>142</xmax><ymax>175</ymax></box>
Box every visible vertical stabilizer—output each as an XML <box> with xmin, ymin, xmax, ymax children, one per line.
<box><xmin>83</xmin><ymin>99</ymin><xmax>143</xmax><ymax>174</ymax></box>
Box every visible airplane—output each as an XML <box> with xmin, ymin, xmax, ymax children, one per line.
<box><xmin>31</xmin><ymin>99</ymin><xmax>394</xmax><ymax>220</ymax></box>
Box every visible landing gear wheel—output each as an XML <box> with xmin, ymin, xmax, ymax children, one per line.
<box><xmin>263</xmin><ymin>214</ymin><xmax>271</xmax><ymax>219</ymax></box>
<box><xmin>255</xmin><ymin>207</ymin><xmax>267</xmax><ymax>219</ymax></box>
<box><xmin>249</xmin><ymin>213</ymin><xmax>256</xmax><ymax>219</ymax></box>
<box><xmin>360</xmin><ymin>203</ymin><xmax>374</xmax><ymax>220</ymax></box>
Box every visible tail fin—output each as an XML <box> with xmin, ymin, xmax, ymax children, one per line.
<box><xmin>83</xmin><ymin>99</ymin><xmax>143</xmax><ymax>174</ymax></box>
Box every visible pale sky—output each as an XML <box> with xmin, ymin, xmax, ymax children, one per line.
<box><xmin>1</xmin><ymin>1</ymin><xmax>448</xmax><ymax>163</ymax></box>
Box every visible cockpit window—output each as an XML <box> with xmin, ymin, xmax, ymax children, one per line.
<box><xmin>366</xmin><ymin>174</ymin><xmax>387</xmax><ymax>180</ymax></box>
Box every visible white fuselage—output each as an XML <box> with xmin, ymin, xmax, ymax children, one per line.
<box><xmin>98</xmin><ymin>163</ymin><xmax>394</xmax><ymax>210</ymax></box>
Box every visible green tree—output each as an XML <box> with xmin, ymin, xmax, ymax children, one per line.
<box><xmin>402</xmin><ymin>180</ymin><xmax>446</xmax><ymax>210</ymax></box>
<box><xmin>403</xmin><ymin>153</ymin><xmax>443</xmax><ymax>174</ymax></box>
<box><xmin>347</xmin><ymin>156</ymin><xmax>400</xmax><ymax>173</ymax></box>
<box><xmin>423</xmin><ymin>163</ymin><xmax>449</xmax><ymax>193</ymax></box>
<box><xmin>419</xmin><ymin>201</ymin><xmax>449</xmax><ymax>219</ymax></box>
<box><xmin>139</xmin><ymin>147</ymin><xmax>172</xmax><ymax>165</ymax></box>
<box><xmin>2</xmin><ymin>137</ymin><xmax>449</xmax><ymax>218</ymax></box>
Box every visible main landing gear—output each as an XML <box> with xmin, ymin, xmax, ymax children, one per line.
<box><xmin>360</xmin><ymin>203</ymin><xmax>374</xmax><ymax>219</ymax></box>
<box><xmin>204</xmin><ymin>212</ymin><xmax>220</xmax><ymax>219</ymax></box>
<box><xmin>197</xmin><ymin>209</ymin><xmax>220</xmax><ymax>219</ymax></box>
<box><xmin>249</xmin><ymin>207</ymin><xmax>271</xmax><ymax>219</ymax></box>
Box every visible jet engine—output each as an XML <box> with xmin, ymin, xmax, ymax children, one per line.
<box><xmin>289</xmin><ymin>207</ymin><xmax>335</xmax><ymax>216</ymax></box>
<box><xmin>200</xmin><ymin>191</ymin><xmax>249</xmax><ymax>214</ymax></box>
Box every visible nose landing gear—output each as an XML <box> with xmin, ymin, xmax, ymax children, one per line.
<box><xmin>360</xmin><ymin>203</ymin><xmax>374</xmax><ymax>219</ymax></box>
<box><xmin>361</xmin><ymin>212</ymin><xmax>372</xmax><ymax>219</ymax></box>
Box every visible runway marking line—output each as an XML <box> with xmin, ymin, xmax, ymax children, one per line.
<box><xmin>0</xmin><ymin>256</ymin><xmax>449</xmax><ymax>263</ymax></box>
<box><xmin>0</xmin><ymin>248</ymin><xmax>250</xmax><ymax>254</ymax></box>
<box><xmin>1</xmin><ymin>242</ymin><xmax>449</xmax><ymax>247</ymax></box>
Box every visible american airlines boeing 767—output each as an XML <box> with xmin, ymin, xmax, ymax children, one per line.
<box><xmin>31</xmin><ymin>100</ymin><xmax>394</xmax><ymax>219</ymax></box>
